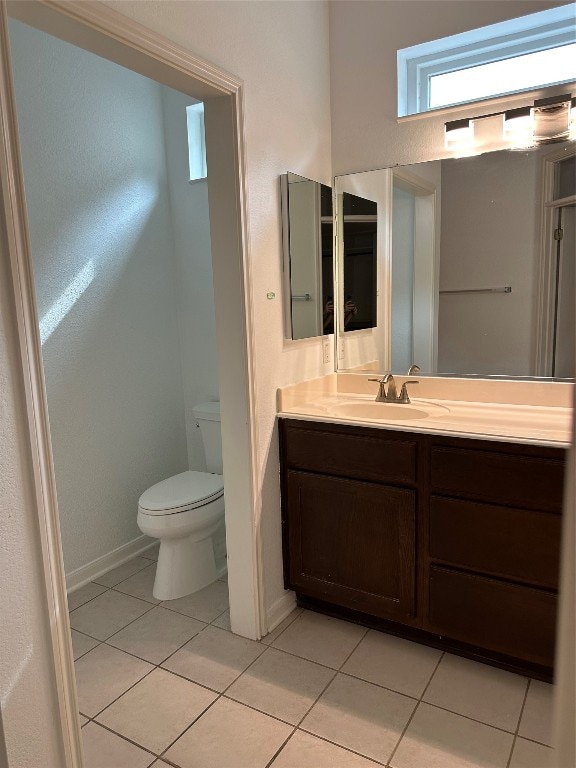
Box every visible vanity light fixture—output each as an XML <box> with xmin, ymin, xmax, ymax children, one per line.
<box><xmin>444</xmin><ymin>118</ymin><xmax>474</xmax><ymax>150</ymax></box>
<box><xmin>533</xmin><ymin>93</ymin><xmax>573</xmax><ymax>144</ymax></box>
<box><xmin>445</xmin><ymin>92</ymin><xmax>576</xmax><ymax>152</ymax></box>
<box><xmin>503</xmin><ymin>106</ymin><xmax>534</xmax><ymax>148</ymax></box>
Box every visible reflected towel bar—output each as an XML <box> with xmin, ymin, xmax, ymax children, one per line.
<box><xmin>440</xmin><ymin>286</ymin><xmax>512</xmax><ymax>295</ymax></box>
<box><xmin>292</xmin><ymin>293</ymin><xmax>313</xmax><ymax>301</ymax></box>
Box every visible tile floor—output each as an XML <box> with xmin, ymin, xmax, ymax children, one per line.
<box><xmin>70</xmin><ymin>548</ymin><xmax>556</xmax><ymax>768</ymax></box>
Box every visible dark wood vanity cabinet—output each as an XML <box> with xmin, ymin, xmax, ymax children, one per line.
<box><xmin>280</xmin><ymin>418</ymin><xmax>566</xmax><ymax>679</ymax></box>
<box><xmin>281</xmin><ymin>422</ymin><xmax>420</xmax><ymax>623</ymax></box>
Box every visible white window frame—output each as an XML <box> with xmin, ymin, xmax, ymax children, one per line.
<box><xmin>398</xmin><ymin>4</ymin><xmax>576</xmax><ymax>117</ymax></box>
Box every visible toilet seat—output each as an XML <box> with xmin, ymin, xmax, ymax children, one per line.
<box><xmin>138</xmin><ymin>470</ymin><xmax>224</xmax><ymax>516</ymax></box>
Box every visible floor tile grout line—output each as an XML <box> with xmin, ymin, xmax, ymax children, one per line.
<box><xmin>85</xmin><ymin>665</ymin><xmax>157</xmax><ymax>722</ymax></box>
<box><xmin>506</xmin><ymin>678</ymin><xmax>533</xmax><ymax>768</ymax></box>
<box><xmin>103</xmin><ymin>620</ymin><xmax>207</xmax><ymax>668</ymax></box>
<box><xmin>155</xmin><ymin>692</ymin><xmax>225</xmax><ymax>763</ymax></box>
<box><xmin>72</xmin><ymin>640</ymin><xmax>103</xmax><ymax>662</ymax></box>
<box><xmin>292</xmin><ymin>664</ymin><xmax>338</xmax><ymax>729</ymax></box>
<box><xmin>217</xmin><ymin>639</ymin><xmax>268</xmax><ymax>697</ymax></box>
<box><xmin>415</xmin><ymin>699</ymin><xmax>524</xmax><ymax>737</ymax></box>
<box><xmin>418</xmin><ymin>651</ymin><xmax>445</xmax><ymax>702</ymax></box>
<box><xmin>260</xmin><ymin>606</ymin><xmax>303</xmax><ymax>646</ymax></box>
<box><xmin>267</xmin><ymin>616</ymin><xmax>369</xmax><ymax>674</ymax></box>
<box><xmin>86</xmin><ymin>718</ymin><xmax>160</xmax><ymax>760</ymax></box>
<box><xmin>219</xmin><ymin>642</ymin><xmax>340</xmax><ymax>730</ymax></box>
<box><xmin>157</xmin><ymin>599</ymin><xmax>230</xmax><ymax>624</ymax></box>
<box><xmin>337</xmin><ymin>625</ymin><xmax>370</xmax><ymax>671</ymax></box>
<box><xmin>263</xmin><ymin>727</ymin><xmax>298</xmax><ymax>768</ymax></box>
<box><xmin>73</xmin><ymin>598</ymin><xmax>158</xmax><ymax>645</ymax></box>
<box><xmin>67</xmin><ymin>583</ymin><xmax>111</xmax><ymax>613</ymax></box>
<box><xmin>261</xmin><ymin>634</ymin><xmax>421</xmax><ymax>696</ymax></box>
<box><xmin>384</xmin><ymin>699</ymin><xmax>420</xmax><ymax>768</ymax></box>
<box><xmin>385</xmin><ymin>651</ymin><xmax>445</xmax><ymax>768</ymax></box>
<box><xmin>92</xmin><ymin>556</ymin><xmax>155</xmax><ymax>588</ymax></box>
<box><xmin>515</xmin><ymin>734</ymin><xmax>554</xmax><ymax>749</ymax></box>
<box><xmin>157</xmin><ymin>618</ymin><xmax>244</xmax><ymax>675</ymax></box>
<box><xmin>221</xmin><ymin>690</ymin><xmax>315</xmax><ymax>730</ymax></box>
<box><xmin>296</xmin><ymin>727</ymin><xmax>390</xmax><ymax>767</ymax></box>
<box><xmin>337</xmin><ymin>669</ymin><xmax>420</xmax><ymax>702</ymax></box>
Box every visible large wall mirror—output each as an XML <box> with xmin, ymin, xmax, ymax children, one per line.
<box><xmin>335</xmin><ymin>140</ymin><xmax>575</xmax><ymax>380</ymax></box>
<box><xmin>280</xmin><ymin>172</ymin><xmax>333</xmax><ymax>340</ymax></box>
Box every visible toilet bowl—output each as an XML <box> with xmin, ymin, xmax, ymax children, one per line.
<box><xmin>137</xmin><ymin>402</ymin><xmax>226</xmax><ymax>600</ymax></box>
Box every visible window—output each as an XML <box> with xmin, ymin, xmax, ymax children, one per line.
<box><xmin>398</xmin><ymin>4</ymin><xmax>576</xmax><ymax>117</ymax></box>
<box><xmin>186</xmin><ymin>102</ymin><xmax>207</xmax><ymax>181</ymax></box>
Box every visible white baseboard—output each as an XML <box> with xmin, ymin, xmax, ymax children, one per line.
<box><xmin>66</xmin><ymin>535</ymin><xmax>156</xmax><ymax>592</ymax></box>
<box><xmin>265</xmin><ymin>591</ymin><xmax>297</xmax><ymax>634</ymax></box>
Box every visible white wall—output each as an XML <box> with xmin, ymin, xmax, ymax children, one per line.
<box><xmin>330</xmin><ymin>0</ymin><xmax>570</xmax><ymax>175</ymax></box>
<box><xmin>101</xmin><ymin>0</ymin><xmax>334</xmax><ymax>624</ymax></box>
<box><xmin>161</xmin><ymin>87</ymin><xmax>220</xmax><ymax>470</ymax></box>
<box><xmin>8</xmin><ymin>20</ymin><xmax>189</xmax><ymax>576</ymax></box>
<box><xmin>438</xmin><ymin>149</ymin><xmax>541</xmax><ymax>376</ymax></box>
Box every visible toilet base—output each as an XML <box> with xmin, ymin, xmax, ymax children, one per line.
<box><xmin>153</xmin><ymin>534</ymin><xmax>218</xmax><ymax>600</ymax></box>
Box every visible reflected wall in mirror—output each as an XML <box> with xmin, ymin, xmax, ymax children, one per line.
<box><xmin>280</xmin><ymin>172</ymin><xmax>333</xmax><ymax>340</ymax></box>
<box><xmin>335</xmin><ymin>140</ymin><xmax>575</xmax><ymax>379</ymax></box>
<box><xmin>340</xmin><ymin>192</ymin><xmax>378</xmax><ymax>332</ymax></box>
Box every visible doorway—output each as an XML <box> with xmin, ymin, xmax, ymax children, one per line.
<box><xmin>0</xmin><ymin>3</ymin><xmax>259</xmax><ymax>766</ymax></box>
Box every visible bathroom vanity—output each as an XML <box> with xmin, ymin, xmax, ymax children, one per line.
<box><xmin>278</xmin><ymin>377</ymin><xmax>571</xmax><ymax>681</ymax></box>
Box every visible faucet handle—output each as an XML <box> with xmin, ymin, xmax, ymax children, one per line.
<box><xmin>407</xmin><ymin>364</ymin><xmax>421</xmax><ymax>375</ymax></box>
<box><xmin>399</xmin><ymin>380</ymin><xmax>419</xmax><ymax>404</ymax></box>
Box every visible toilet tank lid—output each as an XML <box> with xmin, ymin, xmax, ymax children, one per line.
<box><xmin>192</xmin><ymin>401</ymin><xmax>220</xmax><ymax>422</ymax></box>
<box><xmin>139</xmin><ymin>470</ymin><xmax>224</xmax><ymax>512</ymax></box>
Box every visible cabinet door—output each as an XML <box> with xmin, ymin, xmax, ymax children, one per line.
<box><xmin>286</xmin><ymin>470</ymin><xmax>416</xmax><ymax>620</ymax></box>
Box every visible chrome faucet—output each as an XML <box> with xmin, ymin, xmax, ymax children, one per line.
<box><xmin>407</xmin><ymin>364</ymin><xmax>421</xmax><ymax>375</ymax></box>
<box><xmin>369</xmin><ymin>374</ymin><xmax>419</xmax><ymax>404</ymax></box>
<box><xmin>369</xmin><ymin>374</ymin><xmax>394</xmax><ymax>402</ymax></box>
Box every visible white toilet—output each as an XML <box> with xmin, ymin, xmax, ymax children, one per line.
<box><xmin>137</xmin><ymin>401</ymin><xmax>226</xmax><ymax>600</ymax></box>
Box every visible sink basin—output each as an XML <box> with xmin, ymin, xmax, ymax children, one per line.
<box><xmin>328</xmin><ymin>401</ymin><xmax>436</xmax><ymax>421</ymax></box>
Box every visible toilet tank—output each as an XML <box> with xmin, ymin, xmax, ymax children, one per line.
<box><xmin>192</xmin><ymin>402</ymin><xmax>222</xmax><ymax>474</ymax></box>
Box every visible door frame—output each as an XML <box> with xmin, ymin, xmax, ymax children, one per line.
<box><xmin>391</xmin><ymin>168</ymin><xmax>438</xmax><ymax>374</ymax></box>
<box><xmin>0</xmin><ymin>2</ymin><xmax>261</xmax><ymax>766</ymax></box>
<box><xmin>534</xmin><ymin>143</ymin><xmax>576</xmax><ymax>377</ymax></box>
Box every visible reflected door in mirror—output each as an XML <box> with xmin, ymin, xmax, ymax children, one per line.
<box><xmin>341</xmin><ymin>192</ymin><xmax>377</xmax><ymax>332</ymax></box>
<box><xmin>281</xmin><ymin>172</ymin><xmax>333</xmax><ymax>341</ymax></box>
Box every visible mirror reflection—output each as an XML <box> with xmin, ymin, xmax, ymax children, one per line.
<box><xmin>280</xmin><ymin>172</ymin><xmax>333</xmax><ymax>340</ymax></box>
<box><xmin>340</xmin><ymin>192</ymin><xmax>378</xmax><ymax>332</ymax></box>
<box><xmin>335</xmin><ymin>140</ymin><xmax>575</xmax><ymax>379</ymax></box>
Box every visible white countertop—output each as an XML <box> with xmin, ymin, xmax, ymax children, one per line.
<box><xmin>278</xmin><ymin>386</ymin><xmax>573</xmax><ymax>448</ymax></box>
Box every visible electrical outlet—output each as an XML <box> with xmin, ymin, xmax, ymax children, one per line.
<box><xmin>322</xmin><ymin>337</ymin><xmax>331</xmax><ymax>364</ymax></box>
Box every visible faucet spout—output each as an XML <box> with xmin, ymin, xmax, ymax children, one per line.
<box><xmin>383</xmin><ymin>374</ymin><xmax>397</xmax><ymax>402</ymax></box>
<box><xmin>368</xmin><ymin>374</ymin><xmax>396</xmax><ymax>402</ymax></box>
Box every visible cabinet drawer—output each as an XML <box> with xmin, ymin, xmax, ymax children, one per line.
<box><xmin>428</xmin><ymin>566</ymin><xmax>557</xmax><ymax>667</ymax></box>
<box><xmin>430</xmin><ymin>496</ymin><xmax>561</xmax><ymax>589</ymax></box>
<box><xmin>282</xmin><ymin>423</ymin><xmax>417</xmax><ymax>485</ymax></box>
<box><xmin>431</xmin><ymin>447</ymin><xmax>564</xmax><ymax>511</ymax></box>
